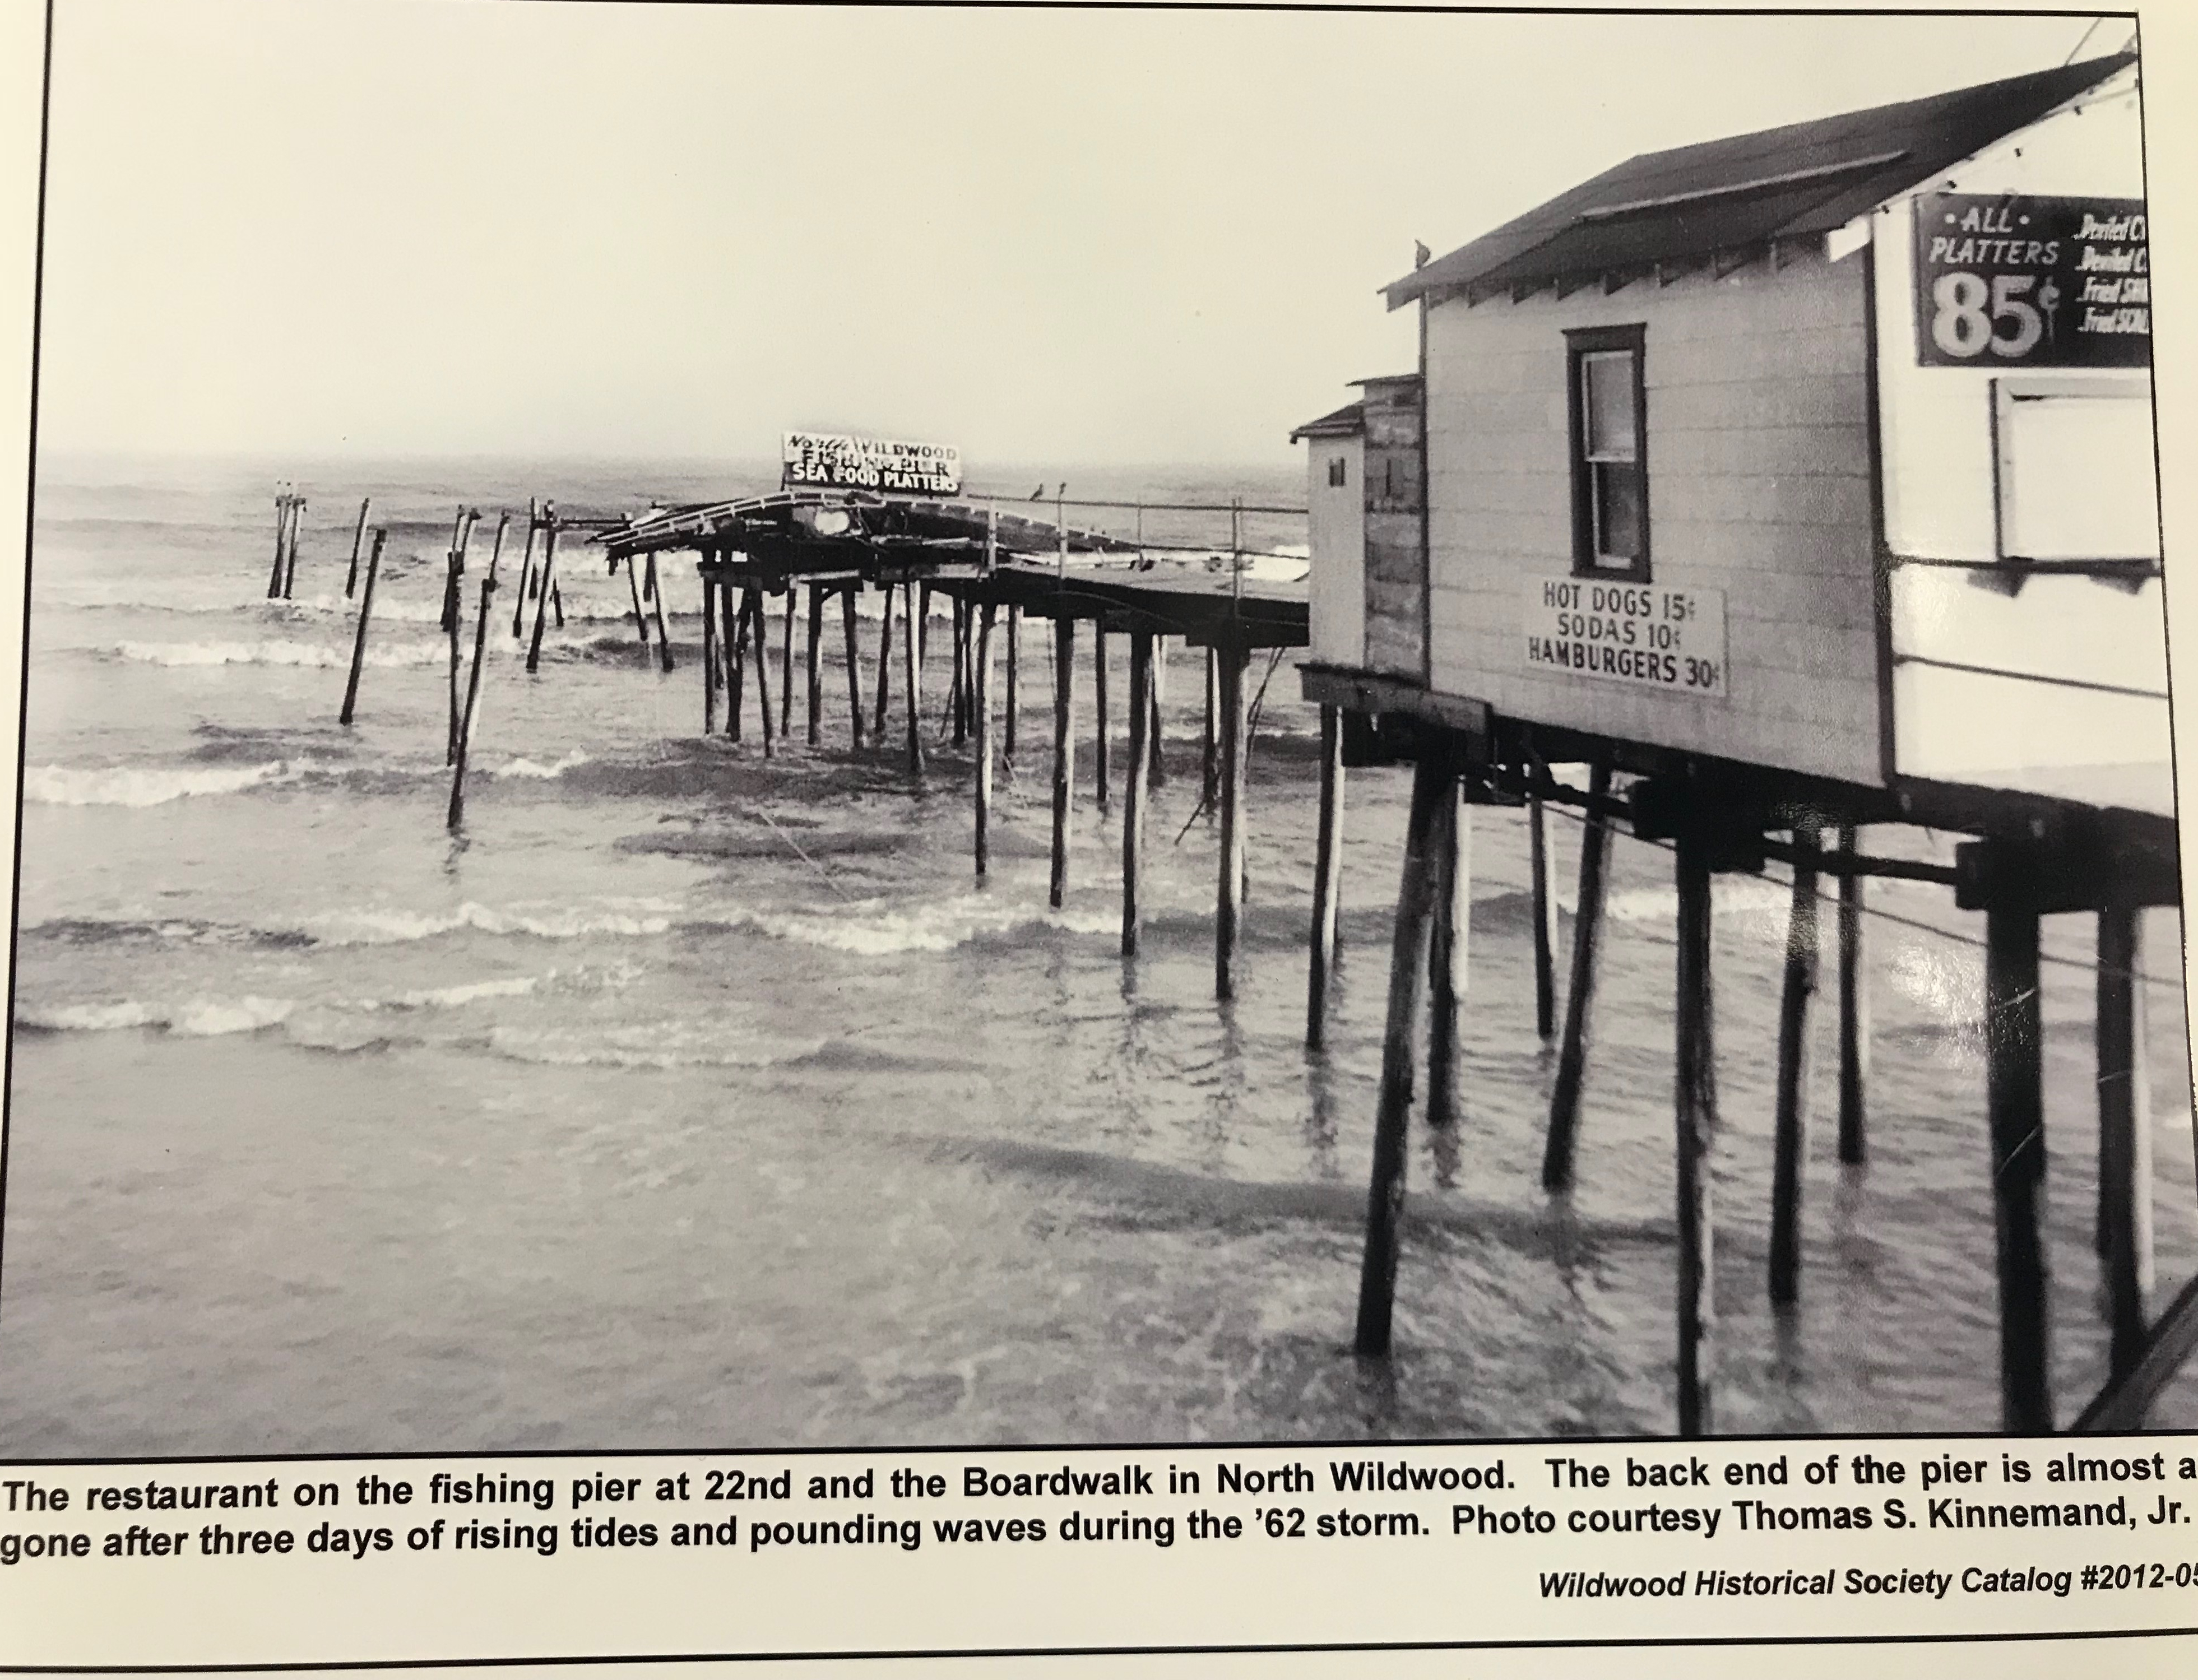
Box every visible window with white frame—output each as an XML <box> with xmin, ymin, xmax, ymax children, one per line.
<box><xmin>1567</xmin><ymin>325</ymin><xmax>1649</xmax><ymax>581</ymax></box>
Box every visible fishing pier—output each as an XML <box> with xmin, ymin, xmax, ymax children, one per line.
<box><xmin>284</xmin><ymin>54</ymin><xmax>2187</xmax><ymax>1442</ymax></box>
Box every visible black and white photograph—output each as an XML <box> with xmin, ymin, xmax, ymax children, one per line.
<box><xmin>1</xmin><ymin>2</ymin><xmax>2186</xmax><ymax>1456</ymax></box>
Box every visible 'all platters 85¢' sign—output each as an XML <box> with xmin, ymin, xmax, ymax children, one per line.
<box><xmin>1522</xmin><ymin>577</ymin><xmax>1728</xmax><ymax>699</ymax></box>
<box><xmin>1912</xmin><ymin>192</ymin><xmax>2149</xmax><ymax>369</ymax></box>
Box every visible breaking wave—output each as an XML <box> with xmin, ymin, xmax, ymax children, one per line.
<box><xmin>491</xmin><ymin>750</ymin><xmax>590</xmax><ymax>780</ymax></box>
<box><xmin>16</xmin><ymin>994</ymin><xmax>295</xmax><ymax>1036</ymax></box>
<box><xmin>25</xmin><ymin>760</ymin><xmax>302</xmax><ymax>806</ymax></box>
<box><xmin>102</xmin><ymin>638</ymin><xmax>444</xmax><ymax>669</ymax></box>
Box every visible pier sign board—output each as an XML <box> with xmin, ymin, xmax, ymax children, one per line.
<box><xmin>782</xmin><ymin>432</ymin><xmax>963</xmax><ymax>495</ymax></box>
<box><xmin>1913</xmin><ymin>192</ymin><xmax>2149</xmax><ymax>368</ymax></box>
<box><xmin>1522</xmin><ymin>576</ymin><xmax>1727</xmax><ymax>699</ymax></box>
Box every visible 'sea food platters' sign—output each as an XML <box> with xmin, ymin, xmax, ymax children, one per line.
<box><xmin>782</xmin><ymin>433</ymin><xmax>963</xmax><ymax>495</ymax></box>
<box><xmin>1522</xmin><ymin>577</ymin><xmax>1728</xmax><ymax>699</ymax></box>
<box><xmin>1912</xmin><ymin>192</ymin><xmax>2149</xmax><ymax>369</ymax></box>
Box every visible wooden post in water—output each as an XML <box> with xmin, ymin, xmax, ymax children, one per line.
<box><xmin>1202</xmin><ymin>647</ymin><xmax>1219</xmax><ymax>810</ymax></box>
<box><xmin>1984</xmin><ymin>894</ymin><xmax>2052</xmax><ymax>1432</ymax></box>
<box><xmin>1215</xmin><ymin>643</ymin><xmax>1249</xmax><ymax>1001</ymax></box>
<box><xmin>973</xmin><ymin>599</ymin><xmax>996</xmax><ymax>876</ymax></box>
<box><xmin>702</xmin><ymin>574</ymin><xmax>718</xmax><ymax>734</ymax></box>
<box><xmin>902</xmin><ymin>579</ymin><xmax>925</xmax><ymax>774</ymax></box>
<box><xmin>525</xmin><ymin>507</ymin><xmax>559</xmax><ymax>674</ymax></box>
<box><xmin>1307</xmin><ymin>703</ymin><xmax>1346</xmax><ymax>1049</ymax></box>
<box><xmin>722</xmin><ymin>570</ymin><xmax>745</xmax><ymax>741</ymax></box>
<box><xmin>267</xmin><ymin>490</ymin><xmax>291</xmax><ymax>598</ymax></box>
<box><xmin>447</xmin><ymin>562</ymin><xmax>499</xmax><ymax>830</ymax></box>
<box><xmin>1093</xmin><ymin>624</ymin><xmax>1111</xmax><ymax>813</ymax></box>
<box><xmin>512</xmin><ymin>502</ymin><xmax>537</xmax><ymax>639</ymax></box>
<box><xmin>873</xmin><ymin>579</ymin><xmax>895</xmax><ymax>741</ymax></box>
<box><xmin>2098</xmin><ymin>903</ymin><xmax>2153</xmax><ymax>1383</ymax></box>
<box><xmin>1352</xmin><ymin>751</ymin><xmax>1451</xmax><ymax>1358</ymax></box>
<box><xmin>1769</xmin><ymin>823</ymin><xmax>1822</xmax><ymax>1307</ymax></box>
<box><xmin>1427</xmin><ymin>782</ymin><xmax>1471</xmax><ymax>1128</ymax></box>
<box><xmin>1049</xmin><ymin>614</ymin><xmax>1077</xmax><ymax>908</ymax></box>
<box><xmin>1673</xmin><ymin>830</ymin><xmax>1718</xmax><ymax>1438</ymax></box>
<box><xmin>338</xmin><ymin>530</ymin><xmax>385</xmax><ymax>726</ymax></box>
<box><xmin>806</xmin><ymin>584</ymin><xmax>824</xmax><ymax>746</ymax></box>
<box><xmin>1543</xmin><ymin>763</ymin><xmax>1613</xmax><ymax>1191</ymax></box>
<box><xmin>1528</xmin><ymin>771</ymin><xmax>1559</xmax><ymax>1041</ymax></box>
<box><xmin>1836</xmin><ymin>823</ymin><xmax>1870</xmax><ymax>1164</ymax></box>
<box><xmin>625</xmin><ymin>556</ymin><xmax>650</xmax><ymax>646</ymax></box>
<box><xmin>1004</xmin><ymin>606</ymin><xmax>1021</xmax><ymax>763</ymax></box>
<box><xmin>1122</xmin><ymin>631</ymin><xmax>1154</xmax><ymax>957</ymax></box>
<box><xmin>749</xmin><ymin>586</ymin><xmax>776</xmax><ymax>758</ymax></box>
<box><xmin>446</xmin><ymin>512</ymin><xmax>477</xmax><ymax>764</ymax></box>
<box><xmin>282</xmin><ymin>495</ymin><xmax>306</xmax><ymax>599</ymax></box>
<box><xmin>1149</xmin><ymin>637</ymin><xmax>1169</xmax><ymax>787</ymax></box>
<box><xmin>345</xmin><ymin>498</ymin><xmax>370</xmax><ymax>598</ymax></box>
<box><xmin>951</xmin><ymin>596</ymin><xmax>970</xmax><ymax>748</ymax></box>
<box><xmin>651</xmin><ymin>556</ymin><xmax>674</xmax><ymax>672</ymax></box>
<box><xmin>778</xmin><ymin>586</ymin><xmax>793</xmax><ymax>720</ymax></box>
<box><xmin>841</xmin><ymin>586</ymin><xmax>865</xmax><ymax>749</ymax></box>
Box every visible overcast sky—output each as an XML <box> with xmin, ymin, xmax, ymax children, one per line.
<box><xmin>33</xmin><ymin>2</ymin><xmax>2127</xmax><ymax>467</ymax></box>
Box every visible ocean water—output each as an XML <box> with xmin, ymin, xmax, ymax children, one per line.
<box><xmin>3</xmin><ymin>452</ymin><xmax>2194</xmax><ymax>1454</ymax></box>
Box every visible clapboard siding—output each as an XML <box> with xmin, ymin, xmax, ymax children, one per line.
<box><xmin>1422</xmin><ymin>244</ymin><xmax>1883</xmax><ymax>784</ymax></box>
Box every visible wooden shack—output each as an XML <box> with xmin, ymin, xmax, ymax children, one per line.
<box><xmin>1297</xmin><ymin>53</ymin><xmax>2182</xmax><ymax>1436</ymax></box>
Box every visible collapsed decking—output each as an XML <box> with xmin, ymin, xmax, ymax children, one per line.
<box><xmin>1296</xmin><ymin>53</ymin><xmax>2181</xmax><ymax>1435</ymax></box>
<box><xmin>599</xmin><ymin>490</ymin><xmax>1308</xmax><ymax>995</ymax></box>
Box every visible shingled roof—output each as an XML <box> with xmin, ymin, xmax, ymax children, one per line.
<box><xmin>1385</xmin><ymin>52</ymin><xmax>2136</xmax><ymax>310</ymax></box>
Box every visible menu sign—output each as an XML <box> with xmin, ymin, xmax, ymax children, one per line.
<box><xmin>1521</xmin><ymin>576</ymin><xmax>1727</xmax><ymax>700</ymax></box>
<box><xmin>782</xmin><ymin>433</ymin><xmax>963</xmax><ymax>495</ymax></box>
<box><xmin>1912</xmin><ymin>192</ymin><xmax>2149</xmax><ymax>368</ymax></box>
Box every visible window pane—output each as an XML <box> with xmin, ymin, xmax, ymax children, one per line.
<box><xmin>1594</xmin><ymin>462</ymin><xmax>1642</xmax><ymax>560</ymax></box>
<box><xmin>1583</xmin><ymin>351</ymin><xmax>1636</xmax><ymax>461</ymax></box>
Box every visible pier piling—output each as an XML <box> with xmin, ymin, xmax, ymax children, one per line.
<box><xmin>702</xmin><ymin>576</ymin><xmax>718</xmax><ymax>734</ymax></box>
<box><xmin>338</xmin><ymin>529</ymin><xmax>385</xmax><ymax>726</ymax></box>
<box><xmin>902</xmin><ymin>580</ymin><xmax>924</xmax><ymax>774</ymax></box>
<box><xmin>1984</xmin><ymin>894</ymin><xmax>2052</xmax><ymax>1432</ymax></box>
<box><xmin>750</xmin><ymin>586</ymin><xmax>776</xmax><ymax>757</ymax></box>
<box><xmin>1004</xmin><ymin>606</ymin><xmax>1021</xmax><ymax>763</ymax></box>
<box><xmin>448</xmin><ymin>565</ymin><xmax>498</xmax><ymax>830</ymax></box>
<box><xmin>874</xmin><ymin>579</ymin><xmax>894</xmax><ymax>742</ymax></box>
<box><xmin>806</xmin><ymin>584</ymin><xmax>824</xmax><ymax>746</ymax></box>
<box><xmin>841</xmin><ymin>586</ymin><xmax>865</xmax><ymax>749</ymax></box>
<box><xmin>345</xmin><ymin>497</ymin><xmax>370</xmax><ymax>598</ymax></box>
<box><xmin>1352</xmin><ymin>751</ymin><xmax>1450</xmax><ymax>1358</ymax></box>
<box><xmin>1837</xmin><ymin>823</ymin><xmax>1870</xmax><ymax>1164</ymax></box>
<box><xmin>974</xmin><ymin>600</ymin><xmax>996</xmax><ymax>876</ymax></box>
<box><xmin>653</xmin><ymin>556</ymin><xmax>674</xmax><ymax>672</ymax></box>
<box><xmin>779</xmin><ymin>587</ymin><xmax>793</xmax><ymax>718</ymax></box>
<box><xmin>525</xmin><ymin>508</ymin><xmax>558</xmax><ymax>674</ymax></box>
<box><xmin>1427</xmin><ymin>782</ymin><xmax>1471</xmax><ymax>1129</ymax></box>
<box><xmin>1673</xmin><ymin>830</ymin><xmax>1718</xmax><ymax>1438</ymax></box>
<box><xmin>1307</xmin><ymin>703</ymin><xmax>1345</xmax><ymax>1050</ymax></box>
<box><xmin>282</xmin><ymin>494</ymin><xmax>304</xmax><ymax>600</ymax></box>
<box><xmin>2098</xmin><ymin>903</ymin><xmax>2153</xmax><ymax>1381</ymax></box>
<box><xmin>1215</xmin><ymin>644</ymin><xmax>1249</xmax><ymax>1001</ymax></box>
<box><xmin>1050</xmin><ymin>615</ymin><xmax>1077</xmax><ymax>908</ymax></box>
<box><xmin>1769</xmin><ymin>822</ymin><xmax>1822</xmax><ymax>1307</ymax></box>
<box><xmin>1542</xmin><ymin>762</ymin><xmax>1612</xmax><ymax>1191</ymax></box>
<box><xmin>626</xmin><ymin>556</ymin><xmax>650</xmax><ymax>646</ymax></box>
<box><xmin>1202</xmin><ymin>649</ymin><xmax>1219</xmax><ymax>809</ymax></box>
<box><xmin>1528</xmin><ymin>771</ymin><xmax>1559</xmax><ymax>1041</ymax></box>
<box><xmin>1095</xmin><ymin>626</ymin><xmax>1111</xmax><ymax>812</ymax></box>
<box><xmin>724</xmin><ymin>573</ymin><xmax>745</xmax><ymax>741</ymax></box>
<box><xmin>512</xmin><ymin>501</ymin><xmax>537</xmax><ymax>639</ymax></box>
<box><xmin>1122</xmin><ymin>630</ymin><xmax>1154</xmax><ymax>957</ymax></box>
